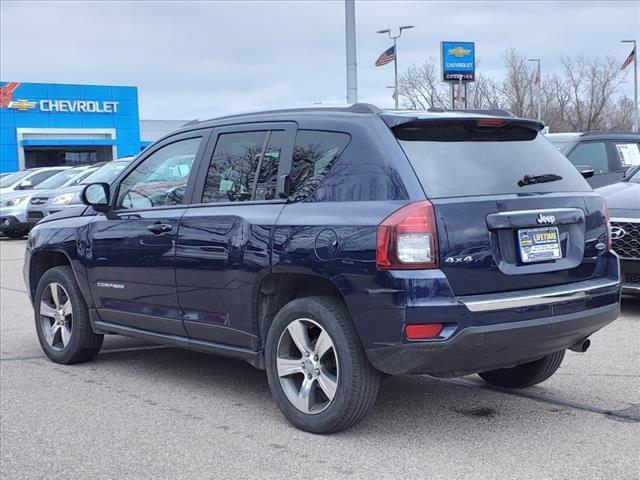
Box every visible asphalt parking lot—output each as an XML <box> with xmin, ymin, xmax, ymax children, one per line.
<box><xmin>0</xmin><ymin>237</ymin><xmax>638</xmax><ymax>479</ymax></box>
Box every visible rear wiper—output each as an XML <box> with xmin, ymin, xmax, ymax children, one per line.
<box><xmin>518</xmin><ymin>173</ymin><xmax>562</xmax><ymax>187</ymax></box>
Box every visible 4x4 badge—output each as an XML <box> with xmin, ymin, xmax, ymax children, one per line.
<box><xmin>536</xmin><ymin>214</ymin><xmax>556</xmax><ymax>225</ymax></box>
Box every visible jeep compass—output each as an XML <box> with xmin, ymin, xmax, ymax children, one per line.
<box><xmin>24</xmin><ymin>104</ymin><xmax>620</xmax><ymax>433</ymax></box>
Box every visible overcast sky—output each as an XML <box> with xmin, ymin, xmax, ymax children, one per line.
<box><xmin>2</xmin><ymin>1</ymin><xmax>638</xmax><ymax>120</ymax></box>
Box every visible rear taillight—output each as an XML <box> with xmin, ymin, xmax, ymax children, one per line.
<box><xmin>603</xmin><ymin>198</ymin><xmax>612</xmax><ymax>250</ymax></box>
<box><xmin>376</xmin><ymin>200</ymin><xmax>439</xmax><ymax>269</ymax></box>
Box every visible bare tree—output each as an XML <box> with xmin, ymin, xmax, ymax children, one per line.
<box><xmin>559</xmin><ymin>56</ymin><xmax>628</xmax><ymax>131</ymax></box>
<box><xmin>396</xmin><ymin>48</ymin><xmax>633</xmax><ymax>132</ymax></box>
<box><xmin>398</xmin><ymin>59</ymin><xmax>449</xmax><ymax>109</ymax></box>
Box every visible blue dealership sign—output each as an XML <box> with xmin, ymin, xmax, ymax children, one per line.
<box><xmin>441</xmin><ymin>41</ymin><xmax>475</xmax><ymax>82</ymax></box>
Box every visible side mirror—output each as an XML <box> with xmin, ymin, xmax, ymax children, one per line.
<box><xmin>578</xmin><ymin>167</ymin><xmax>595</xmax><ymax>179</ymax></box>
<box><xmin>80</xmin><ymin>183</ymin><xmax>111</xmax><ymax>212</ymax></box>
<box><xmin>17</xmin><ymin>180</ymin><xmax>33</xmax><ymax>190</ymax></box>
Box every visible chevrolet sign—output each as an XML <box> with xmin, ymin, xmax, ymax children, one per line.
<box><xmin>40</xmin><ymin>99</ymin><xmax>119</xmax><ymax>113</ymax></box>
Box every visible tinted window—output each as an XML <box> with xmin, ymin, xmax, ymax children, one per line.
<box><xmin>395</xmin><ymin>121</ymin><xmax>590</xmax><ymax>198</ymax></box>
<box><xmin>289</xmin><ymin>130</ymin><xmax>350</xmax><ymax>201</ymax></box>
<box><xmin>117</xmin><ymin>137</ymin><xmax>201</xmax><ymax>210</ymax></box>
<box><xmin>567</xmin><ymin>142</ymin><xmax>609</xmax><ymax>173</ymax></box>
<box><xmin>202</xmin><ymin>130</ymin><xmax>287</xmax><ymax>203</ymax></box>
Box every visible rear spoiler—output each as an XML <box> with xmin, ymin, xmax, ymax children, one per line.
<box><xmin>380</xmin><ymin>112</ymin><xmax>545</xmax><ymax>132</ymax></box>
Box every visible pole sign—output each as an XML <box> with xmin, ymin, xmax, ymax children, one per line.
<box><xmin>441</xmin><ymin>41</ymin><xmax>475</xmax><ymax>82</ymax></box>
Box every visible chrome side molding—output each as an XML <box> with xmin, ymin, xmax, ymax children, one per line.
<box><xmin>460</xmin><ymin>277</ymin><xmax>620</xmax><ymax>312</ymax></box>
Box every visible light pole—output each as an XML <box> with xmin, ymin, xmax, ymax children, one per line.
<box><xmin>377</xmin><ymin>25</ymin><xmax>414</xmax><ymax>109</ymax></box>
<box><xmin>622</xmin><ymin>40</ymin><xmax>638</xmax><ymax>132</ymax></box>
<box><xmin>528</xmin><ymin>58</ymin><xmax>542</xmax><ymax>122</ymax></box>
<box><xmin>345</xmin><ymin>0</ymin><xmax>358</xmax><ymax>103</ymax></box>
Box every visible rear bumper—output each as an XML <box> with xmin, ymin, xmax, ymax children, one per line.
<box><xmin>367</xmin><ymin>302</ymin><xmax>619</xmax><ymax>376</ymax></box>
<box><xmin>361</xmin><ymin>255</ymin><xmax>621</xmax><ymax>377</ymax></box>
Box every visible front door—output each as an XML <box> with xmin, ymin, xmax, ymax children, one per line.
<box><xmin>176</xmin><ymin>123</ymin><xmax>295</xmax><ymax>349</ymax></box>
<box><xmin>86</xmin><ymin>132</ymin><xmax>209</xmax><ymax>336</ymax></box>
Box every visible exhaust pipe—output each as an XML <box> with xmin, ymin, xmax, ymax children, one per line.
<box><xmin>569</xmin><ymin>338</ymin><xmax>591</xmax><ymax>353</ymax></box>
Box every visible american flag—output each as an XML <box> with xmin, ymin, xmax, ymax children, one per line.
<box><xmin>621</xmin><ymin>47</ymin><xmax>635</xmax><ymax>71</ymax></box>
<box><xmin>375</xmin><ymin>46</ymin><xmax>395</xmax><ymax>67</ymax></box>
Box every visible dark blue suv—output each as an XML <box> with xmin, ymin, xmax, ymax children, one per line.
<box><xmin>24</xmin><ymin>104</ymin><xmax>621</xmax><ymax>433</ymax></box>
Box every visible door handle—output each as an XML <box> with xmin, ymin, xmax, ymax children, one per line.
<box><xmin>147</xmin><ymin>223</ymin><xmax>173</xmax><ymax>234</ymax></box>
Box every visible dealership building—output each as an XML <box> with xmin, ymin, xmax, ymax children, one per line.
<box><xmin>0</xmin><ymin>82</ymin><xmax>186</xmax><ymax>173</ymax></box>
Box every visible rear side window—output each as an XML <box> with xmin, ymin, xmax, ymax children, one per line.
<box><xmin>202</xmin><ymin>130</ymin><xmax>287</xmax><ymax>203</ymax></box>
<box><xmin>567</xmin><ymin>142</ymin><xmax>609</xmax><ymax>173</ymax></box>
<box><xmin>289</xmin><ymin>130</ymin><xmax>350</xmax><ymax>201</ymax></box>
<box><xmin>613</xmin><ymin>142</ymin><xmax>640</xmax><ymax>168</ymax></box>
<box><xmin>395</xmin><ymin>120</ymin><xmax>590</xmax><ymax>198</ymax></box>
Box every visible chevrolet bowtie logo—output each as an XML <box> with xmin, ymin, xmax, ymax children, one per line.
<box><xmin>448</xmin><ymin>46</ymin><xmax>471</xmax><ymax>58</ymax></box>
<box><xmin>8</xmin><ymin>99</ymin><xmax>37</xmax><ymax>111</ymax></box>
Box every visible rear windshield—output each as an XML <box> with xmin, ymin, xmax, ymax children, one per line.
<box><xmin>395</xmin><ymin>120</ymin><xmax>590</xmax><ymax>198</ymax></box>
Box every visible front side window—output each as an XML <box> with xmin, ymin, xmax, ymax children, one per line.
<box><xmin>202</xmin><ymin>130</ymin><xmax>287</xmax><ymax>203</ymax></box>
<box><xmin>116</xmin><ymin>137</ymin><xmax>201</xmax><ymax>210</ymax></box>
<box><xmin>567</xmin><ymin>142</ymin><xmax>609</xmax><ymax>173</ymax></box>
<box><xmin>289</xmin><ymin>130</ymin><xmax>350</xmax><ymax>201</ymax></box>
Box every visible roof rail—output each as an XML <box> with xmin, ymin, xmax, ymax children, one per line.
<box><xmin>191</xmin><ymin>103</ymin><xmax>381</xmax><ymax>126</ymax></box>
<box><xmin>580</xmin><ymin>131</ymin><xmax>639</xmax><ymax>136</ymax></box>
<box><xmin>427</xmin><ymin>107</ymin><xmax>517</xmax><ymax>118</ymax></box>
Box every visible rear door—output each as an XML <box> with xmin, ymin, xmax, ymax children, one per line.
<box><xmin>394</xmin><ymin>119</ymin><xmax>611</xmax><ymax>296</ymax></box>
<box><xmin>86</xmin><ymin>131</ymin><xmax>209</xmax><ymax>335</ymax></box>
<box><xmin>175</xmin><ymin>122</ymin><xmax>294</xmax><ymax>349</ymax></box>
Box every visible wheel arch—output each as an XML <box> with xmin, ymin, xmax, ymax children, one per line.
<box><xmin>255</xmin><ymin>272</ymin><xmax>349</xmax><ymax>348</ymax></box>
<box><xmin>29</xmin><ymin>249</ymin><xmax>74</xmax><ymax>300</ymax></box>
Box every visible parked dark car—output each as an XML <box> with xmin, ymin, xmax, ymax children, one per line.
<box><xmin>25</xmin><ymin>105</ymin><xmax>620</xmax><ymax>433</ymax></box>
<box><xmin>547</xmin><ymin>131</ymin><xmax>640</xmax><ymax>188</ymax></box>
<box><xmin>597</xmin><ymin>165</ymin><xmax>640</xmax><ymax>295</ymax></box>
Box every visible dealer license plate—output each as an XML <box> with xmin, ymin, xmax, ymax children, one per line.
<box><xmin>518</xmin><ymin>227</ymin><xmax>562</xmax><ymax>263</ymax></box>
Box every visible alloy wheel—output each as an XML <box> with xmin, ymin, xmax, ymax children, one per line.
<box><xmin>39</xmin><ymin>282</ymin><xmax>73</xmax><ymax>351</ymax></box>
<box><xmin>276</xmin><ymin>318</ymin><xmax>339</xmax><ymax>414</ymax></box>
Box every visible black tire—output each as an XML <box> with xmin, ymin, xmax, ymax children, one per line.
<box><xmin>265</xmin><ymin>295</ymin><xmax>380</xmax><ymax>434</ymax></box>
<box><xmin>34</xmin><ymin>266</ymin><xmax>103</xmax><ymax>364</ymax></box>
<box><xmin>478</xmin><ymin>350</ymin><xmax>565</xmax><ymax>388</ymax></box>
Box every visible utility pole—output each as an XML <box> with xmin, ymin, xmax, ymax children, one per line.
<box><xmin>622</xmin><ymin>40</ymin><xmax>638</xmax><ymax>132</ymax></box>
<box><xmin>528</xmin><ymin>58</ymin><xmax>542</xmax><ymax>122</ymax></box>
<box><xmin>376</xmin><ymin>25</ymin><xmax>414</xmax><ymax>109</ymax></box>
<box><xmin>345</xmin><ymin>0</ymin><xmax>358</xmax><ymax>104</ymax></box>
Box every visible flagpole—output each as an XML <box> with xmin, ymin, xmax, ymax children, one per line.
<box><xmin>622</xmin><ymin>40</ymin><xmax>638</xmax><ymax>132</ymax></box>
<box><xmin>393</xmin><ymin>36</ymin><xmax>398</xmax><ymax>109</ymax></box>
<box><xmin>377</xmin><ymin>25</ymin><xmax>414</xmax><ymax>110</ymax></box>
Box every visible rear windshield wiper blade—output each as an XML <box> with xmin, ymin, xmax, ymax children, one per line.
<box><xmin>518</xmin><ymin>173</ymin><xmax>562</xmax><ymax>187</ymax></box>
